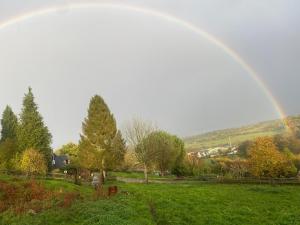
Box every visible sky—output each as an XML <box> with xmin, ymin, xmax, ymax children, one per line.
<box><xmin>0</xmin><ymin>0</ymin><xmax>299</xmax><ymax>148</ymax></box>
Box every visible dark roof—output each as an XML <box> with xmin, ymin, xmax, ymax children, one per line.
<box><xmin>52</xmin><ymin>154</ymin><xmax>69</xmax><ymax>169</ymax></box>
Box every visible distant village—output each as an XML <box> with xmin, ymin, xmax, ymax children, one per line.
<box><xmin>187</xmin><ymin>146</ymin><xmax>238</xmax><ymax>159</ymax></box>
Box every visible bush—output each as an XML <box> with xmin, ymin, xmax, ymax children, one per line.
<box><xmin>20</xmin><ymin>148</ymin><xmax>47</xmax><ymax>177</ymax></box>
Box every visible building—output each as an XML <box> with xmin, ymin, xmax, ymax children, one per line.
<box><xmin>52</xmin><ymin>154</ymin><xmax>70</xmax><ymax>169</ymax></box>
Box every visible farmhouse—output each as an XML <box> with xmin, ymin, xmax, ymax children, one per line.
<box><xmin>52</xmin><ymin>154</ymin><xmax>70</xmax><ymax>169</ymax></box>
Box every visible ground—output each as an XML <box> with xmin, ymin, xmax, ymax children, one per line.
<box><xmin>0</xmin><ymin>175</ymin><xmax>300</xmax><ymax>225</ymax></box>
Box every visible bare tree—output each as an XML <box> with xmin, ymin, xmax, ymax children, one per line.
<box><xmin>124</xmin><ymin>118</ymin><xmax>156</xmax><ymax>183</ymax></box>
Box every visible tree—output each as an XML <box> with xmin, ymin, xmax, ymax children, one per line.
<box><xmin>0</xmin><ymin>139</ymin><xmax>17</xmax><ymax>170</ymax></box>
<box><xmin>124</xmin><ymin>118</ymin><xmax>156</xmax><ymax>183</ymax></box>
<box><xmin>56</xmin><ymin>143</ymin><xmax>81</xmax><ymax>184</ymax></box>
<box><xmin>17</xmin><ymin>88</ymin><xmax>52</xmax><ymax>170</ymax></box>
<box><xmin>0</xmin><ymin>106</ymin><xmax>19</xmax><ymax>169</ymax></box>
<box><xmin>171</xmin><ymin>135</ymin><xmax>186</xmax><ymax>176</ymax></box>
<box><xmin>142</xmin><ymin>131</ymin><xmax>185</xmax><ymax>176</ymax></box>
<box><xmin>0</xmin><ymin>106</ymin><xmax>18</xmax><ymax>143</ymax></box>
<box><xmin>20</xmin><ymin>148</ymin><xmax>47</xmax><ymax>177</ymax></box>
<box><xmin>104</xmin><ymin>130</ymin><xmax>127</xmax><ymax>171</ymax></box>
<box><xmin>248</xmin><ymin>137</ymin><xmax>296</xmax><ymax>178</ymax></box>
<box><xmin>237</xmin><ymin>140</ymin><xmax>253</xmax><ymax>158</ymax></box>
<box><xmin>78</xmin><ymin>95</ymin><xmax>117</xmax><ymax>184</ymax></box>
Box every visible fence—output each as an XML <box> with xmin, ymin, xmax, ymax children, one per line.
<box><xmin>1</xmin><ymin>169</ymin><xmax>300</xmax><ymax>185</ymax></box>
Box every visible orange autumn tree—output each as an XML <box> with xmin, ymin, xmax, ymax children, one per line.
<box><xmin>248</xmin><ymin>137</ymin><xmax>296</xmax><ymax>178</ymax></box>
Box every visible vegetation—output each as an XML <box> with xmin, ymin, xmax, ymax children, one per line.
<box><xmin>17</xmin><ymin>88</ymin><xmax>53</xmax><ymax>170</ymax></box>
<box><xmin>1</xmin><ymin>87</ymin><xmax>300</xmax><ymax>224</ymax></box>
<box><xmin>248</xmin><ymin>137</ymin><xmax>297</xmax><ymax>178</ymax></box>
<box><xmin>78</xmin><ymin>95</ymin><xmax>122</xmax><ymax>184</ymax></box>
<box><xmin>1</xmin><ymin>176</ymin><xmax>300</xmax><ymax>225</ymax></box>
<box><xmin>184</xmin><ymin>117</ymin><xmax>300</xmax><ymax>150</ymax></box>
<box><xmin>125</xmin><ymin>118</ymin><xmax>157</xmax><ymax>183</ymax></box>
<box><xmin>56</xmin><ymin>143</ymin><xmax>81</xmax><ymax>184</ymax></box>
<box><xmin>20</xmin><ymin>148</ymin><xmax>48</xmax><ymax>176</ymax></box>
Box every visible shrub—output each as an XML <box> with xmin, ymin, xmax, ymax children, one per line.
<box><xmin>20</xmin><ymin>148</ymin><xmax>47</xmax><ymax>177</ymax></box>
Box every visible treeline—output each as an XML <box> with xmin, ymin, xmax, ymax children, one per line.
<box><xmin>181</xmin><ymin>131</ymin><xmax>300</xmax><ymax>179</ymax></box>
<box><xmin>57</xmin><ymin>102</ymin><xmax>186</xmax><ymax>184</ymax></box>
<box><xmin>2</xmin><ymin>87</ymin><xmax>299</xmax><ymax>182</ymax></box>
<box><xmin>0</xmin><ymin>88</ymin><xmax>186</xmax><ymax>184</ymax></box>
<box><xmin>0</xmin><ymin>88</ymin><xmax>52</xmax><ymax>174</ymax></box>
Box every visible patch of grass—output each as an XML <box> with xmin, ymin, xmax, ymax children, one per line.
<box><xmin>111</xmin><ymin>171</ymin><xmax>175</xmax><ymax>180</ymax></box>
<box><xmin>1</xmin><ymin>176</ymin><xmax>300</xmax><ymax>224</ymax></box>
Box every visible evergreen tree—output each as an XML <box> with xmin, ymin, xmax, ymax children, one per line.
<box><xmin>105</xmin><ymin>130</ymin><xmax>127</xmax><ymax>170</ymax></box>
<box><xmin>0</xmin><ymin>106</ymin><xmax>19</xmax><ymax>169</ymax></box>
<box><xmin>17</xmin><ymin>87</ymin><xmax>52</xmax><ymax>170</ymax></box>
<box><xmin>78</xmin><ymin>95</ymin><xmax>117</xmax><ymax>182</ymax></box>
<box><xmin>0</xmin><ymin>106</ymin><xmax>18</xmax><ymax>143</ymax></box>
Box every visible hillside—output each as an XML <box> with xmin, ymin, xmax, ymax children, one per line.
<box><xmin>184</xmin><ymin>115</ymin><xmax>300</xmax><ymax>151</ymax></box>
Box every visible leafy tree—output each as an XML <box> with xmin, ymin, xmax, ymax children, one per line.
<box><xmin>125</xmin><ymin>118</ymin><xmax>156</xmax><ymax>183</ymax></box>
<box><xmin>0</xmin><ymin>106</ymin><xmax>18</xmax><ymax>143</ymax></box>
<box><xmin>248</xmin><ymin>137</ymin><xmax>296</xmax><ymax>178</ymax></box>
<box><xmin>215</xmin><ymin>158</ymin><xmax>249</xmax><ymax>178</ymax></box>
<box><xmin>171</xmin><ymin>135</ymin><xmax>186</xmax><ymax>176</ymax></box>
<box><xmin>17</xmin><ymin>88</ymin><xmax>52</xmax><ymax>170</ymax></box>
<box><xmin>56</xmin><ymin>143</ymin><xmax>81</xmax><ymax>184</ymax></box>
<box><xmin>20</xmin><ymin>148</ymin><xmax>47</xmax><ymax>177</ymax></box>
<box><xmin>274</xmin><ymin>133</ymin><xmax>300</xmax><ymax>154</ymax></box>
<box><xmin>141</xmin><ymin>131</ymin><xmax>185</xmax><ymax>176</ymax></box>
<box><xmin>104</xmin><ymin>130</ymin><xmax>127</xmax><ymax>171</ymax></box>
<box><xmin>237</xmin><ymin>140</ymin><xmax>253</xmax><ymax>158</ymax></box>
<box><xmin>78</xmin><ymin>95</ymin><xmax>117</xmax><ymax>184</ymax></box>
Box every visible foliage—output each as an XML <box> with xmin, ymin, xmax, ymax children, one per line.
<box><xmin>105</xmin><ymin>130</ymin><xmax>127</xmax><ymax>170</ymax></box>
<box><xmin>273</xmin><ymin>133</ymin><xmax>300</xmax><ymax>154</ymax></box>
<box><xmin>0</xmin><ymin>105</ymin><xmax>18</xmax><ymax>143</ymax></box>
<box><xmin>0</xmin><ymin>138</ymin><xmax>18</xmax><ymax>170</ymax></box>
<box><xmin>20</xmin><ymin>148</ymin><xmax>47</xmax><ymax>176</ymax></box>
<box><xmin>17</xmin><ymin>88</ymin><xmax>52</xmax><ymax>170</ymax></box>
<box><xmin>215</xmin><ymin>158</ymin><xmax>249</xmax><ymax>178</ymax></box>
<box><xmin>0</xmin><ymin>177</ymin><xmax>83</xmax><ymax>216</ymax></box>
<box><xmin>56</xmin><ymin>143</ymin><xmax>81</xmax><ymax>184</ymax></box>
<box><xmin>248</xmin><ymin>137</ymin><xmax>297</xmax><ymax>178</ymax></box>
<box><xmin>0</xmin><ymin>106</ymin><xmax>19</xmax><ymax>170</ymax></box>
<box><xmin>2</xmin><ymin>177</ymin><xmax>300</xmax><ymax>225</ymax></box>
<box><xmin>78</xmin><ymin>95</ymin><xmax>117</xmax><ymax>176</ymax></box>
<box><xmin>185</xmin><ymin>118</ymin><xmax>287</xmax><ymax>150</ymax></box>
<box><xmin>120</xmin><ymin>151</ymin><xmax>139</xmax><ymax>171</ymax></box>
<box><xmin>140</xmin><ymin>131</ymin><xmax>186</xmax><ymax>176</ymax></box>
<box><xmin>125</xmin><ymin>118</ymin><xmax>156</xmax><ymax>182</ymax></box>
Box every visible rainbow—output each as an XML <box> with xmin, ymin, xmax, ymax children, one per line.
<box><xmin>0</xmin><ymin>2</ymin><xmax>287</xmax><ymax>124</ymax></box>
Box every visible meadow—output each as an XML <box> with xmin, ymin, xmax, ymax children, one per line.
<box><xmin>1</xmin><ymin>175</ymin><xmax>300</xmax><ymax>225</ymax></box>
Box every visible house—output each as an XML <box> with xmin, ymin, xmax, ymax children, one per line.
<box><xmin>52</xmin><ymin>154</ymin><xmax>70</xmax><ymax>169</ymax></box>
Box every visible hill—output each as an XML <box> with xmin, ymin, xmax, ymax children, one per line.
<box><xmin>184</xmin><ymin>115</ymin><xmax>300</xmax><ymax>151</ymax></box>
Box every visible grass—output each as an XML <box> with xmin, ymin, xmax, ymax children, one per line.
<box><xmin>1</xmin><ymin>175</ymin><xmax>300</xmax><ymax>225</ymax></box>
<box><xmin>111</xmin><ymin>171</ymin><xmax>176</xmax><ymax>180</ymax></box>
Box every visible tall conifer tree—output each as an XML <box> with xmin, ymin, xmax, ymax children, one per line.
<box><xmin>17</xmin><ymin>87</ymin><xmax>52</xmax><ymax>170</ymax></box>
<box><xmin>0</xmin><ymin>106</ymin><xmax>19</xmax><ymax>169</ymax></box>
<box><xmin>79</xmin><ymin>95</ymin><xmax>117</xmax><ymax>181</ymax></box>
<box><xmin>0</xmin><ymin>106</ymin><xmax>18</xmax><ymax>143</ymax></box>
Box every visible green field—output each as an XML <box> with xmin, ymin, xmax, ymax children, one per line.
<box><xmin>1</xmin><ymin>176</ymin><xmax>300</xmax><ymax>225</ymax></box>
<box><xmin>184</xmin><ymin>115</ymin><xmax>300</xmax><ymax>151</ymax></box>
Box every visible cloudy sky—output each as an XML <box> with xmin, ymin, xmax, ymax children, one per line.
<box><xmin>0</xmin><ymin>0</ymin><xmax>299</xmax><ymax>148</ymax></box>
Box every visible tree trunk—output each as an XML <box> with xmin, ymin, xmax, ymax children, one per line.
<box><xmin>144</xmin><ymin>164</ymin><xmax>148</xmax><ymax>184</ymax></box>
<box><xmin>74</xmin><ymin>169</ymin><xmax>80</xmax><ymax>185</ymax></box>
<box><xmin>99</xmin><ymin>169</ymin><xmax>104</xmax><ymax>186</ymax></box>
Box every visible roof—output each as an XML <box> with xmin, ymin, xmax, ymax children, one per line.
<box><xmin>52</xmin><ymin>154</ymin><xmax>69</xmax><ymax>169</ymax></box>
